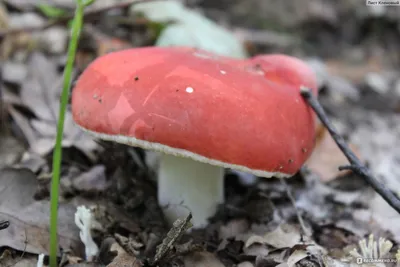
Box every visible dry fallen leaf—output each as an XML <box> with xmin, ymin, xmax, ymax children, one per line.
<box><xmin>243</xmin><ymin>242</ymin><xmax>270</xmax><ymax>258</ymax></box>
<box><xmin>0</xmin><ymin>252</ymin><xmax>40</xmax><ymax>267</ymax></box>
<box><xmin>75</xmin><ymin>25</ymin><xmax>131</xmax><ymax>71</ymax></box>
<box><xmin>325</xmin><ymin>57</ymin><xmax>383</xmax><ymax>84</ymax></box>
<box><xmin>370</xmin><ymin>194</ymin><xmax>400</xmax><ymax>243</ymax></box>
<box><xmin>245</xmin><ymin>224</ymin><xmax>302</xmax><ymax>250</ymax></box>
<box><xmin>0</xmin><ymin>134</ymin><xmax>24</xmax><ymax>167</ymax></box>
<box><xmin>106</xmin><ymin>241</ymin><xmax>142</xmax><ymax>267</ymax></box>
<box><xmin>12</xmin><ymin>52</ymin><xmax>98</xmax><ymax>159</ymax></box>
<box><xmin>236</xmin><ymin>262</ymin><xmax>254</xmax><ymax>267</ymax></box>
<box><xmin>0</xmin><ymin>167</ymin><xmax>82</xmax><ymax>255</ymax></box>
<box><xmin>219</xmin><ymin>219</ymin><xmax>250</xmax><ymax>240</ymax></box>
<box><xmin>20</xmin><ymin>52</ymin><xmax>59</xmax><ymax>122</ymax></box>
<box><xmin>306</xmin><ymin>124</ymin><xmax>361</xmax><ymax>182</ymax></box>
<box><xmin>72</xmin><ymin>165</ymin><xmax>108</xmax><ymax>194</ymax></box>
<box><xmin>286</xmin><ymin>249</ymin><xmax>308</xmax><ymax>267</ymax></box>
<box><xmin>0</xmin><ymin>2</ymin><xmax>9</xmax><ymax>30</ymax></box>
<box><xmin>183</xmin><ymin>251</ymin><xmax>225</xmax><ymax>267</ymax></box>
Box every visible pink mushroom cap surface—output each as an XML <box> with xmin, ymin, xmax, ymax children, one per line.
<box><xmin>72</xmin><ymin>46</ymin><xmax>318</xmax><ymax>177</ymax></box>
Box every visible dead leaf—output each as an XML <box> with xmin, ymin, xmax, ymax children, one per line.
<box><xmin>0</xmin><ymin>134</ymin><xmax>24</xmax><ymax>167</ymax></box>
<box><xmin>255</xmin><ymin>253</ymin><xmax>284</xmax><ymax>267</ymax></box>
<box><xmin>321</xmin><ymin>255</ymin><xmax>350</xmax><ymax>267</ymax></box>
<box><xmin>8</xmin><ymin>105</ymin><xmax>37</xmax><ymax>147</ymax></box>
<box><xmin>87</xmin><ymin>24</ymin><xmax>131</xmax><ymax>57</ymax></box>
<box><xmin>106</xmin><ymin>241</ymin><xmax>142</xmax><ymax>267</ymax></box>
<box><xmin>245</xmin><ymin>235</ymin><xmax>268</xmax><ymax>248</ymax></box>
<box><xmin>306</xmin><ymin>124</ymin><xmax>361</xmax><ymax>182</ymax></box>
<box><xmin>243</xmin><ymin>242</ymin><xmax>270</xmax><ymax>257</ymax></box>
<box><xmin>245</xmin><ymin>224</ymin><xmax>302</xmax><ymax>250</ymax></box>
<box><xmin>370</xmin><ymin>194</ymin><xmax>400</xmax><ymax>243</ymax></box>
<box><xmin>0</xmin><ymin>252</ymin><xmax>40</xmax><ymax>267</ymax></box>
<box><xmin>20</xmin><ymin>52</ymin><xmax>59</xmax><ymax>122</ymax></box>
<box><xmin>350</xmin><ymin>111</ymin><xmax>400</xmax><ymax>195</ymax></box>
<box><xmin>237</xmin><ymin>262</ymin><xmax>254</xmax><ymax>267</ymax></box>
<box><xmin>0</xmin><ymin>167</ymin><xmax>82</xmax><ymax>255</ymax></box>
<box><xmin>72</xmin><ymin>165</ymin><xmax>108</xmax><ymax>194</ymax></box>
<box><xmin>219</xmin><ymin>219</ymin><xmax>250</xmax><ymax>240</ymax></box>
<box><xmin>114</xmin><ymin>233</ymin><xmax>143</xmax><ymax>256</ymax></box>
<box><xmin>0</xmin><ymin>2</ymin><xmax>8</xmax><ymax>30</ymax></box>
<box><xmin>16</xmin><ymin>151</ymin><xmax>47</xmax><ymax>173</ymax></box>
<box><xmin>286</xmin><ymin>250</ymin><xmax>308</xmax><ymax>267</ymax></box>
<box><xmin>263</xmin><ymin>224</ymin><xmax>301</xmax><ymax>248</ymax></box>
<box><xmin>7</xmin><ymin>52</ymin><xmax>98</xmax><ymax>160</ymax></box>
<box><xmin>75</xmin><ymin>25</ymin><xmax>131</xmax><ymax>71</ymax></box>
<box><xmin>2</xmin><ymin>61</ymin><xmax>28</xmax><ymax>85</ymax></box>
<box><xmin>183</xmin><ymin>251</ymin><xmax>225</xmax><ymax>267</ymax></box>
<box><xmin>325</xmin><ymin>57</ymin><xmax>383</xmax><ymax>84</ymax></box>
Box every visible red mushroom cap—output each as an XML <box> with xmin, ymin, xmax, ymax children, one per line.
<box><xmin>71</xmin><ymin>47</ymin><xmax>317</xmax><ymax>177</ymax></box>
<box><xmin>248</xmin><ymin>54</ymin><xmax>318</xmax><ymax>94</ymax></box>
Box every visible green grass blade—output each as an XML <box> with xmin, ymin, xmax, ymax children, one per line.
<box><xmin>49</xmin><ymin>0</ymin><xmax>94</xmax><ymax>265</ymax></box>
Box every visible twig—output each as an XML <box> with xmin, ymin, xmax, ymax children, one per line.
<box><xmin>279</xmin><ymin>179</ymin><xmax>311</xmax><ymax>237</ymax></box>
<box><xmin>0</xmin><ymin>0</ymin><xmax>162</xmax><ymax>39</ymax></box>
<box><xmin>150</xmin><ymin>213</ymin><xmax>193</xmax><ymax>266</ymax></box>
<box><xmin>300</xmin><ymin>86</ymin><xmax>400</xmax><ymax>214</ymax></box>
<box><xmin>234</xmin><ymin>27</ymin><xmax>298</xmax><ymax>48</ymax></box>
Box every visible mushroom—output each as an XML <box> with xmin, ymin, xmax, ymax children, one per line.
<box><xmin>71</xmin><ymin>46</ymin><xmax>318</xmax><ymax>228</ymax></box>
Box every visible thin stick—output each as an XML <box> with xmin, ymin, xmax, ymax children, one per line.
<box><xmin>280</xmin><ymin>178</ymin><xmax>311</xmax><ymax>237</ymax></box>
<box><xmin>300</xmin><ymin>86</ymin><xmax>400</xmax><ymax>214</ymax></box>
<box><xmin>0</xmin><ymin>0</ymin><xmax>162</xmax><ymax>39</ymax></box>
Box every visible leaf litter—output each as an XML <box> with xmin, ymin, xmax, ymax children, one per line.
<box><xmin>0</xmin><ymin>167</ymin><xmax>81</xmax><ymax>255</ymax></box>
<box><xmin>1</xmin><ymin>0</ymin><xmax>400</xmax><ymax>267</ymax></box>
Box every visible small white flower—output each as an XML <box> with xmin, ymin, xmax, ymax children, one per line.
<box><xmin>75</xmin><ymin>205</ymin><xmax>99</xmax><ymax>261</ymax></box>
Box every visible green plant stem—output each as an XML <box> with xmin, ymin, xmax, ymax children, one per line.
<box><xmin>49</xmin><ymin>1</ymin><xmax>88</xmax><ymax>267</ymax></box>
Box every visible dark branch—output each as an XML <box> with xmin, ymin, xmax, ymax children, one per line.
<box><xmin>300</xmin><ymin>86</ymin><xmax>400</xmax><ymax>214</ymax></box>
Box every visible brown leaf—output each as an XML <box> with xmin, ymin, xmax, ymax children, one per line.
<box><xmin>325</xmin><ymin>57</ymin><xmax>383</xmax><ymax>84</ymax></box>
<box><xmin>16</xmin><ymin>52</ymin><xmax>98</xmax><ymax>159</ymax></box>
<box><xmin>72</xmin><ymin>165</ymin><xmax>108</xmax><ymax>194</ymax></box>
<box><xmin>286</xmin><ymin>250</ymin><xmax>308</xmax><ymax>267</ymax></box>
<box><xmin>0</xmin><ymin>251</ymin><xmax>40</xmax><ymax>267</ymax></box>
<box><xmin>0</xmin><ymin>167</ymin><xmax>82</xmax><ymax>255</ymax></box>
<box><xmin>245</xmin><ymin>224</ymin><xmax>302</xmax><ymax>250</ymax></box>
<box><xmin>0</xmin><ymin>134</ymin><xmax>24</xmax><ymax>167</ymax></box>
<box><xmin>106</xmin><ymin>242</ymin><xmax>142</xmax><ymax>267</ymax></box>
<box><xmin>20</xmin><ymin>52</ymin><xmax>60</xmax><ymax>122</ymax></box>
<box><xmin>306</xmin><ymin>125</ymin><xmax>362</xmax><ymax>182</ymax></box>
<box><xmin>219</xmin><ymin>219</ymin><xmax>250</xmax><ymax>240</ymax></box>
<box><xmin>183</xmin><ymin>251</ymin><xmax>225</xmax><ymax>267</ymax></box>
<box><xmin>237</xmin><ymin>262</ymin><xmax>254</xmax><ymax>267</ymax></box>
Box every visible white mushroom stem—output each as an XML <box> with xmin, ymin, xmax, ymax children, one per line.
<box><xmin>157</xmin><ymin>153</ymin><xmax>224</xmax><ymax>228</ymax></box>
